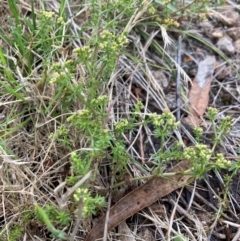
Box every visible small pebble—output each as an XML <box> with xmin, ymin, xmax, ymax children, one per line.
<box><xmin>216</xmin><ymin>36</ymin><xmax>235</xmax><ymax>55</ymax></box>
<box><xmin>211</xmin><ymin>29</ymin><xmax>224</xmax><ymax>39</ymax></box>
<box><xmin>227</xmin><ymin>27</ymin><xmax>240</xmax><ymax>41</ymax></box>
<box><xmin>234</xmin><ymin>39</ymin><xmax>240</xmax><ymax>53</ymax></box>
<box><xmin>220</xmin><ymin>10</ymin><xmax>239</xmax><ymax>27</ymax></box>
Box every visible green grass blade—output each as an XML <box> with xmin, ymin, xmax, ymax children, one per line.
<box><xmin>30</xmin><ymin>0</ymin><xmax>37</xmax><ymax>30</ymax></box>
<box><xmin>7</xmin><ymin>0</ymin><xmax>20</xmax><ymax>26</ymax></box>
<box><xmin>0</xmin><ymin>48</ymin><xmax>25</xmax><ymax>100</ymax></box>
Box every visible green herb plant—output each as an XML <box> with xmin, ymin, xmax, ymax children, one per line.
<box><xmin>0</xmin><ymin>224</ymin><xmax>23</xmax><ymax>241</ymax></box>
<box><xmin>35</xmin><ymin>204</ymin><xmax>67</xmax><ymax>240</ymax></box>
<box><xmin>0</xmin><ymin>0</ymin><xmax>239</xmax><ymax>240</ymax></box>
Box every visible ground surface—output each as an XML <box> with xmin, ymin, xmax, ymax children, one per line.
<box><xmin>0</xmin><ymin>1</ymin><xmax>240</xmax><ymax>241</ymax></box>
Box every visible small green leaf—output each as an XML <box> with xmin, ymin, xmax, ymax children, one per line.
<box><xmin>35</xmin><ymin>204</ymin><xmax>66</xmax><ymax>239</ymax></box>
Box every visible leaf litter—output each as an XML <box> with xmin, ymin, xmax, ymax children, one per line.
<box><xmin>184</xmin><ymin>55</ymin><xmax>216</xmax><ymax>128</ymax></box>
<box><xmin>86</xmin><ymin>3</ymin><xmax>240</xmax><ymax>240</ymax></box>
<box><xmin>1</xmin><ymin>1</ymin><xmax>240</xmax><ymax>241</ymax></box>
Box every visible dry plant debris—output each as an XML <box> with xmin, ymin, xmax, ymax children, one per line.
<box><xmin>184</xmin><ymin>56</ymin><xmax>216</xmax><ymax>128</ymax></box>
<box><xmin>85</xmin><ymin>160</ymin><xmax>193</xmax><ymax>241</ymax></box>
<box><xmin>0</xmin><ymin>0</ymin><xmax>240</xmax><ymax>241</ymax></box>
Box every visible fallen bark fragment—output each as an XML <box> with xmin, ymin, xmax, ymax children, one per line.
<box><xmin>85</xmin><ymin>160</ymin><xmax>193</xmax><ymax>241</ymax></box>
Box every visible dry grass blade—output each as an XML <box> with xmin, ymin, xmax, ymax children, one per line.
<box><xmin>1</xmin><ymin>0</ymin><xmax>240</xmax><ymax>240</ymax></box>
<box><xmin>167</xmin><ymin>188</ymin><xmax>183</xmax><ymax>241</ymax></box>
